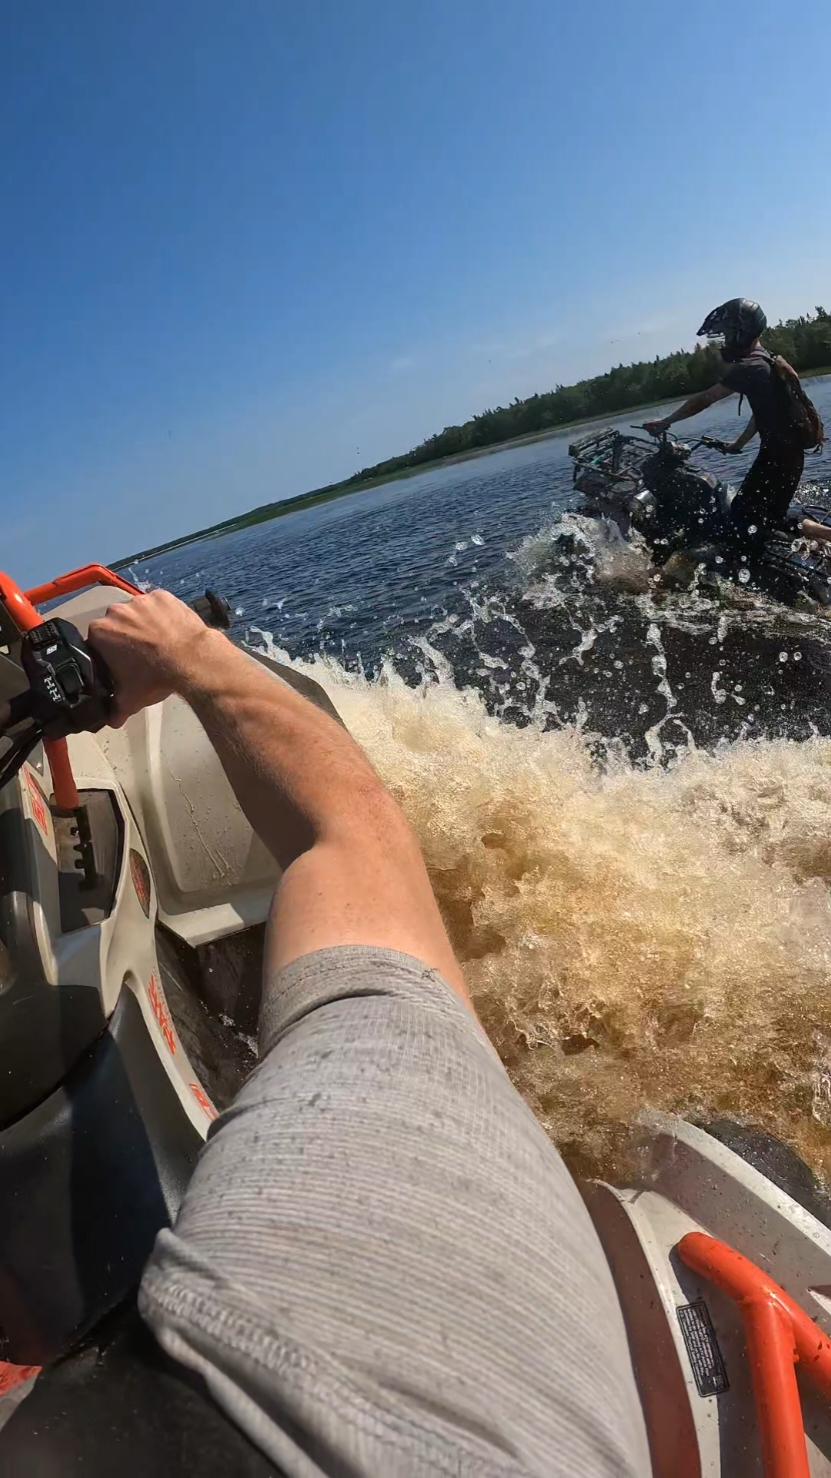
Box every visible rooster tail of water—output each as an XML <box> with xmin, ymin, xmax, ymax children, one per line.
<box><xmin>247</xmin><ymin>627</ymin><xmax>831</xmax><ymax>1183</ymax></box>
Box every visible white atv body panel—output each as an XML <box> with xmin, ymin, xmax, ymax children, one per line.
<box><xmin>585</xmin><ymin>1115</ymin><xmax>831</xmax><ymax>1476</ymax></box>
<box><xmin>52</xmin><ymin>586</ymin><xmax>281</xmax><ymax>945</ymax></box>
<box><xmin>17</xmin><ymin>731</ymin><xmax>218</xmax><ymax>1137</ymax></box>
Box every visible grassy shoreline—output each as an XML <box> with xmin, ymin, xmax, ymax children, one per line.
<box><xmin>114</xmin><ymin>367</ymin><xmax>831</xmax><ymax>568</ymax></box>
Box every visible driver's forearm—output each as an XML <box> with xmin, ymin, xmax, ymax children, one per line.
<box><xmin>176</xmin><ymin>633</ymin><xmax>470</xmax><ymax>1002</ymax></box>
<box><xmin>665</xmin><ymin>391</ymin><xmax>716</xmax><ymax>425</ymax></box>
<box><xmin>178</xmin><ymin>634</ymin><xmax>377</xmax><ymax>868</ymax></box>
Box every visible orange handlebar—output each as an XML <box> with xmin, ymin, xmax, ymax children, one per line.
<box><xmin>24</xmin><ymin>563</ymin><xmax>139</xmax><ymax>607</ymax></box>
<box><xmin>0</xmin><ymin>572</ymin><xmax>43</xmax><ymax>634</ymax></box>
<box><xmin>679</xmin><ymin>1231</ymin><xmax>831</xmax><ymax>1478</ymax></box>
<box><xmin>0</xmin><ymin>563</ymin><xmax>139</xmax><ymax>811</ymax></box>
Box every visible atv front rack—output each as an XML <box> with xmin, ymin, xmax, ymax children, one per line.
<box><xmin>569</xmin><ymin>428</ymin><xmax>664</xmax><ymax>499</ymax></box>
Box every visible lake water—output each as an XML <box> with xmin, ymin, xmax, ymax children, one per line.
<box><xmin>130</xmin><ymin>377</ymin><xmax>831</xmax><ymax>1180</ymax></box>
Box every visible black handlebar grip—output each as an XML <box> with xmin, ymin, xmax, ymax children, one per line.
<box><xmin>190</xmin><ymin>589</ymin><xmax>231</xmax><ymax>629</ymax></box>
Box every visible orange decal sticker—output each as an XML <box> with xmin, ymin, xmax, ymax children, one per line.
<box><xmin>147</xmin><ymin>973</ymin><xmax>176</xmax><ymax>1056</ymax></box>
<box><xmin>190</xmin><ymin>1083</ymin><xmax>219</xmax><ymax>1120</ymax></box>
<box><xmin>24</xmin><ymin>768</ymin><xmax>50</xmax><ymax>838</ymax></box>
<box><xmin>0</xmin><ymin>1361</ymin><xmax>40</xmax><ymax>1396</ymax></box>
<box><xmin>129</xmin><ymin>849</ymin><xmax>152</xmax><ymax>917</ymax></box>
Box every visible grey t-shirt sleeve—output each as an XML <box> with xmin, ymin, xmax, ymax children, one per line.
<box><xmin>140</xmin><ymin>945</ymin><xmax>650</xmax><ymax>1478</ymax></box>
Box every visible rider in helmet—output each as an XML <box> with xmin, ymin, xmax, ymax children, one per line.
<box><xmin>643</xmin><ymin>298</ymin><xmax>808</xmax><ymax>552</ymax></box>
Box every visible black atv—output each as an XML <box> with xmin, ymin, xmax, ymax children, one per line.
<box><xmin>569</xmin><ymin>426</ymin><xmax>831</xmax><ymax>607</ymax></box>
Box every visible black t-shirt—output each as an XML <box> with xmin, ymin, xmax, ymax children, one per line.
<box><xmin>721</xmin><ymin>347</ymin><xmax>798</xmax><ymax>448</ymax></box>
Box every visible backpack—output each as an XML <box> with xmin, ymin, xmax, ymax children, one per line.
<box><xmin>765</xmin><ymin>351</ymin><xmax>825</xmax><ymax>451</ymax></box>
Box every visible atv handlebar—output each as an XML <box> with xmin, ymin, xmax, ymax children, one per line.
<box><xmin>698</xmin><ymin>435</ymin><xmax>732</xmax><ymax>454</ymax></box>
<box><xmin>632</xmin><ymin>426</ymin><xmax>733</xmax><ymax>455</ymax></box>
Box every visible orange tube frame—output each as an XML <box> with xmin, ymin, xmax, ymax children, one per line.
<box><xmin>678</xmin><ymin>1231</ymin><xmax>831</xmax><ymax>1478</ymax></box>
<box><xmin>24</xmin><ymin>563</ymin><xmax>139</xmax><ymax>607</ymax></box>
<box><xmin>0</xmin><ymin>565</ymin><xmax>139</xmax><ymax>811</ymax></box>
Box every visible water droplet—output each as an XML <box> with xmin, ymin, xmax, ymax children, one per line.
<box><xmin>779</xmin><ymin>652</ymin><xmax>788</xmax><ymax>662</ymax></box>
<box><xmin>747</xmin><ymin>524</ymin><xmax>758</xmax><ymax>535</ymax></box>
<box><xmin>614</xmin><ymin>660</ymin><xmax>623</xmax><ymax>669</ymax></box>
<box><xmin>715</xmin><ymin>556</ymin><xmax>723</xmax><ymax>565</ymax></box>
<box><xmin>738</xmin><ymin>567</ymin><xmax>750</xmax><ymax>584</ymax></box>
<box><xmin>794</xmin><ymin>651</ymin><xmax>802</xmax><ymax>661</ymax></box>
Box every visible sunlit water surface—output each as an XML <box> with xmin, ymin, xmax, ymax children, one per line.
<box><xmin>130</xmin><ymin>379</ymin><xmax>831</xmax><ymax>1178</ymax></box>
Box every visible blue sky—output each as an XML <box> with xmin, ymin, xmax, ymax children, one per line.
<box><xmin>2</xmin><ymin>0</ymin><xmax>830</xmax><ymax>582</ymax></box>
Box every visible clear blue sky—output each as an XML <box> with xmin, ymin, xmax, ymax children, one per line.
<box><xmin>2</xmin><ymin>0</ymin><xmax>830</xmax><ymax>582</ymax></box>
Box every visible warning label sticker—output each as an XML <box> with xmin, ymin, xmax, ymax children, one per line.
<box><xmin>677</xmin><ymin>1300</ymin><xmax>729</xmax><ymax>1397</ymax></box>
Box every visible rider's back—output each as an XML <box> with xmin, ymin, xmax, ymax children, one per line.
<box><xmin>721</xmin><ymin>346</ymin><xmax>801</xmax><ymax>447</ymax></box>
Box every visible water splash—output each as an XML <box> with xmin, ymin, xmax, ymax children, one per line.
<box><xmin>248</xmin><ymin>626</ymin><xmax>831</xmax><ymax>1182</ymax></box>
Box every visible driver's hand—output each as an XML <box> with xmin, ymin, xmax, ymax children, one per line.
<box><xmin>88</xmin><ymin>590</ymin><xmax>216</xmax><ymax>727</ymax></box>
<box><xmin>724</xmin><ymin>441</ymin><xmax>743</xmax><ymax>455</ymax></box>
<box><xmin>643</xmin><ymin>418</ymin><xmax>670</xmax><ymax>437</ymax></box>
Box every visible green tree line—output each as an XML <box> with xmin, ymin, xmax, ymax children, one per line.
<box><xmin>117</xmin><ymin>308</ymin><xmax>831</xmax><ymax>564</ymax></box>
<box><xmin>339</xmin><ymin>307</ymin><xmax>831</xmax><ymax>487</ymax></box>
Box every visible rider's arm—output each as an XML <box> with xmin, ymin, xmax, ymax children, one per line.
<box><xmin>727</xmin><ymin>414</ymin><xmax>758</xmax><ymax>453</ymax></box>
<box><xmin>90</xmin><ymin>592</ymin><xmax>649</xmax><ymax>1478</ymax></box>
<box><xmin>87</xmin><ymin>591</ymin><xmax>470</xmax><ymax>1007</ymax></box>
<box><xmin>644</xmin><ymin>380</ymin><xmax>733</xmax><ymax>434</ymax></box>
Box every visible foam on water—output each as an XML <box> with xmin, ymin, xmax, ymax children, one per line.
<box><xmin>250</xmin><ymin>628</ymin><xmax>831</xmax><ymax>1181</ymax></box>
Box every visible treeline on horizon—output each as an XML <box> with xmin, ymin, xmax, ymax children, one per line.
<box><xmin>117</xmin><ymin>307</ymin><xmax>831</xmax><ymax>563</ymax></box>
<box><xmin>332</xmin><ymin>307</ymin><xmax>831</xmax><ymax>490</ymax></box>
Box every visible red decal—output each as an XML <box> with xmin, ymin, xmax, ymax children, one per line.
<box><xmin>129</xmin><ymin>849</ymin><xmax>152</xmax><ymax>917</ymax></box>
<box><xmin>0</xmin><ymin>1361</ymin><xmax>40</xmax><ymax>1395</ymax></box>
<box><xmin>24</xmin><ymin>768</ymin><xmax>50</xmax><ymax>838</ymax></box>
<box><xmin>190</xmin><ymin>1083</ymin><xmax>219</xmax><ymax>1120</ymax></box>
<box><xmin>147</xmin><ymin>973</ymin><xmax>176</xmax><ymax>1055</ymax></box>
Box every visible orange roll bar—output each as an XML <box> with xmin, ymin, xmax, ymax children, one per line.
<box><xmin>679</xmin><ymin>1231</ymin><xmax>831</xmax><ymax>1478</ymax></box>
<box><xmin>0</xmin><ymin>572</ymin><xmax>43</xmax><ymax>635</ymax></box>
<box><xmin>24</xmin><ymin>563</ymin><xmax>139</xmax><ymax>606</ymax></box>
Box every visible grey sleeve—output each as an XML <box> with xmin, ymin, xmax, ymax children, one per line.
<box><xmin>140</xmin><ymin>946</ymin><xmax>650</xmax><ymax>1478</ymax></box>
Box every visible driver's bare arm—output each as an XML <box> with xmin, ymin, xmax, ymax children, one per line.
<box><xmin>98</xmin><ymin>592</ymin><xmax>649</xmax><ymax>1478</ymax></box>
<box><xmin>88</xmin><ymin>591</ymin><xmax>470</xmax><ymax>1008</ymax></box>
<box><xmin>643</xmin><ymin>380</ymin><xmax>733</xmax><ymax>435</ymax></box>
<box><xmin>726</xmin><ymin>414</ymin><xmax>758</xmax><ymax>453</ymax></box>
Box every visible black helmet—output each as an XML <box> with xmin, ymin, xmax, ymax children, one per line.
<box><xmin>697</xmin><ymin>298</ymin><xmax>767</xmax><ymax>361</ymax></box>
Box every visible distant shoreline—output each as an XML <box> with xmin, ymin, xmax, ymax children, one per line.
<box><xmin>114</xmin><ymin>366</ymin><xmax>831</xmax><ymax>569</ymax></box>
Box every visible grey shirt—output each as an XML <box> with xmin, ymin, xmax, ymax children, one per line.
<box><xmin>141</xmin><ymin>946</ymin><xmax>651</xmax><ymax>1476</ymax></box>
